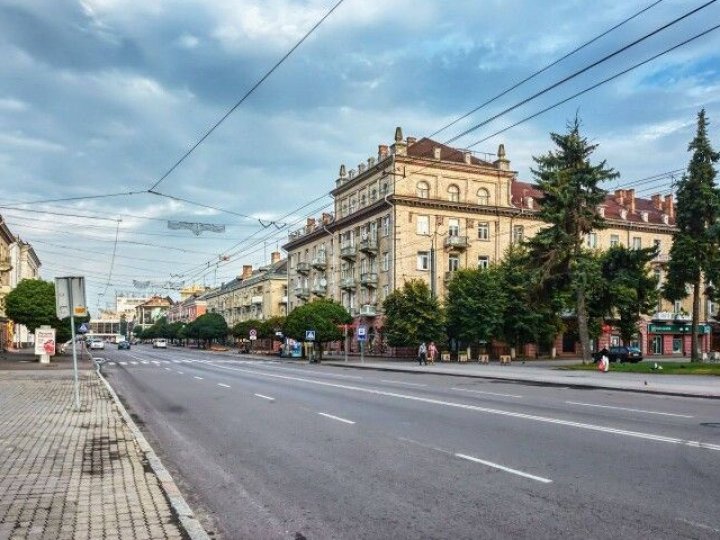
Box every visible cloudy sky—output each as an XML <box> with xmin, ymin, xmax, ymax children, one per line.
<box><xmin>1</xmin><ymin>0</ymin><xmax>719</xmax><ymax>311</ymax></box>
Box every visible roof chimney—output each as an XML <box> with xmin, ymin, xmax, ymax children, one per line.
<box><xmin>614</xmin><ymin>189</ymin><xmax>625</xmax><ymax>205</ymax></box>
<box><xmin>306</xmin><ymin>217</ymin><xmax>316</xmax><ymax>232</ymax></box>
<box><xmin>433</xmin><ymin>146</ymin><xmax>441</xmax><ymax>160</ymax></box>
<box><xmin>406</xmin><ymin>136</ymin><xmax>417</xmax><ymax>146</ymax></box>
<box><xmin>464</xmin><ymin>151</ymin><xmax>472</xmax><ymax>164</ymax></box>
<box><xmin>493</xmin><ymin>143</ymin><xmax>510</xmax><ymax>171</ymax></box>
<box><xmin>242</xmin><ymin>265</ymin><xmax>252</xmax><ymax>280</ymax></box>
<box><xmin>271</xmin><ymin>251</ymin><xmax>281</xmax><ymax>264</ymax></box>
<box><xmin>378</xmin><ymin>145</ymin><xmax>389</xmax><ymax>161</ymax></box>
<box><xmin>664</xmin><ymin>194</ymin><xmax>674</xmax><ymax>219</ymax></box>
<box><xmin>627</xmin><ymin>189</ymin><xmax>636</xmax><ymax>214</ymax></box>
<box><xmin>391</xmin><ymin>126</ymin><xmax>407</xmax><ymax>156</ymax></box>
<box><xmin>321</xmin><ymin>212</ymin><xmax>333</xmax><ymax>225</ymax></box>
<box><xmin>651</xmin><ymin>193</ymin><xmax>663</xmax><ymax>210</ymax></box>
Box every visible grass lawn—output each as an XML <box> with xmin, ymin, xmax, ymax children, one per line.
<box><xmin>560</xmin><ymin>361</ymin><xmax>720</xmax><ymax>376</ymax></box>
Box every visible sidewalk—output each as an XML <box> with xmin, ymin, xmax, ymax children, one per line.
<box><xmin>0</xmin><ymin>360</ymin><xmax>205</xmax><ymax>539</ymax></box>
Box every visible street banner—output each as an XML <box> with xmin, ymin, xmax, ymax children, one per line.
<box><xmin>34</xmin><ymin>327</ymin><xmax>56</xmax><ymax>356</ymax></box>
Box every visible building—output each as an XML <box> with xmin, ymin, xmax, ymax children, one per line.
<box><xmin>204</xmin><ymin>252</ymin><xmax>288</xmax><ymax>327</ymax></box>
<box><xmin>283</xmin><ymin>127</ymin><xmax>713</xmax><ymax>357</ymax></box>
<box><xmin>166</xmin><ymin>293</ymin><xmax>208</xmax><ymax>324</ymax></box>
<box><xmin>115</xmin><ymin>293</ymin><xmax>153</xmax><ymax>322</ymax></box>
<box><xmin>134</xmin><ymin>296</ymin><xmax>174</xmax><ymax>331</ymax></box>
<box><xmin>8</xmin><ymin>237</ymin><xmax>41</xmax><ymax>347</ymax></box>
<box><xmin>0</xmin><ymin>218</ymin><xmax>16</xmax><ymax>349</ymax></box>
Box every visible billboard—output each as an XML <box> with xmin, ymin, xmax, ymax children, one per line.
<box><xmin>34</xmin><ymin>327</ymin><xmax>56</xmax><ymax>356</ymax></box>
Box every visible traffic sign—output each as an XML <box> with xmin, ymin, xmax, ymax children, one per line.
<box><xmin>357</xmin><ymin>325</ymin><xmax>367</xmax><ymax>342</ymax></box>
<box><xmin>78</xmin><ymin>323</ymin><xmax>89</xmax><ymax>334</ymax></box>
<box><xmin>55</xmin><ymin>277</ymin><xmax>87</xmax><ymax>319</ymax></box>
<box><xmin>249</xmin><ymin>328</ymin><xmax>257</xmax><ymax>341</ymax></box>
<box><xmin>305</xmin><ymin>330</ymin><xmax>316</xmax><ymax>341</ymax></box>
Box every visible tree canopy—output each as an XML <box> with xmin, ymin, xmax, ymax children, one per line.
<box><xmin>5</xmin><ymin>279</ymin><xmax>57</xmax><ymax>333</ymax></box>
<box><xmin>382</xmin><ymin>279</ymin><xmax>444</xmax><ymax>347</ymax></box>
<box><xmin>186</xmin><ymin>313</ymin><xmax>228</xmax><ymax>344</ymax></box>
<box><xmin>284</xmin><ymin>298</ymin><xmax>351</xmax><ymax>346</ymax></box>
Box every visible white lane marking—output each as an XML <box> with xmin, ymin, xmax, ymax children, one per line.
<box><xmin>141</xmin><ymin>361</ymin><xmax>149</xmax><ymax>365</ymax></box>
<box><xmin>119</xmin><ymin>361</ymin><xmax>128</xmax><ymax>366</ymax></box>
<box><xmin>565</xmin><ymin>401</ymin><xmax>694</xmax><ymax>418</ymax></box>
<box><xmin>266</xmin><ymin>364</ymin><xmax>364</xmax><ymax>380</ymax></box>
<box><xmin>452</xmin><ymin>387</ymin><xmax>523</xmax><ymax>399</ymax></box>
<box><xmin>172</xmin><ymin>360</ymin><xmax>181</xmax><ymax>364</ymax></box>
<box><xmin>177</xmin><ymin>371</ymin><xmax>184</xmax><ymax>375</ymax></box>
<box><xmin>318</xmin><ymin>412</ymin><xmax>355</xmax><ymax>424</ymax></box>
<box><xmin>152</xmin><ymin>360</ymin><xmax>160</xmax><ymax>365</ymax></box>
<box><xmin>108</xmin><ymin>361</ymin><xmax>117</xmax><ymax>366</ymax></box>
<box><xmin>207</xmin><ymin>364</ymin><xmax>720</xmax><ymax>452</ymax></box>
<box><xmin>381</xmin><ymin>379</ymin><xmax>427</xmax><ymax>387</ymax></box>
<box><xmin>254</xmin><ymin>393</ymin><xmax>275</xmax><ymax>401</ymax></box>
<box><xmin>193</xmin><ymin>376</ymin><xmax>203</xmax><ymax>380</ymax></box>
<box><xmin>679</xmin><ymin>518</ymin><xmax>720</xmax><ymax>534</ymax></box>
<box><xmin>218</xmin><ymin>383</ymin><xmax>231</xmax><ymax>388</ymax></box>
<box><xmin>455</xmin><ymin>453</ymin><xmax>552</xmax><ymax>484</ymax></box>
<box><xmin>164</xmin><ymin>367</ymin><xmax>171</xmax><ymax>371</ymax></box>
<box><xmin>130</xmin><ymin>361</ymin><xmax>138</xmax><ymax>365</ymax></box>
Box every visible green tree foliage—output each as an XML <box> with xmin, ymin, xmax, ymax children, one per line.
<box><xmin>664</xmin><ymin>110</ymin><xmax>720</xmax><ymax>361</ymax></box>
<box><xmin>284</xmin><ymin>299</ymin><xmax>351</xmax><ymax>359</ymax></box>
<box><xmin>527</xmin><ymin>118</ymin><xmax>618</xmax><ymax>363</ymax></box>
<box><xmin>231</xmin><ymin>319</ymin><xmax>262</xmax><ymax>340</ymax></box>
<box><xmin>5</xmin><ymin>279</ymin><xmax>57</xmax><ymax>333</ymax></box>
<box><xmin>167</xmin><ymin>321</ymin><xmax>186</xmax><ymax>343</ymax></box>
<box><xmin>186</xmin><ymin>313</ymin><xmax>229</xmax><ymax>346</ymax></box>
<box><xmin>382</xmin><ymin>279</ymin><xmax>444</xmax><ymax>347</ymax></box>
<box><xmin>446</xmin><ymin>268</ymin><xmax>505</xmax><ymax>351</ymax></box>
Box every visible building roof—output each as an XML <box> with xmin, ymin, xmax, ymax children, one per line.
<box><xmin>202</xmin><ymin>258</ymin><xmax>288</xmax><ymax>299</ymax></box>
<box><xmin>407</xmin><ymin>137</ymin><xmax>493</xmax><ymax>166</ymax></box>
<box><xmin>136</xmin><ymin>295</ymin><xmax>174</xmax><ymax>309</ymax></box>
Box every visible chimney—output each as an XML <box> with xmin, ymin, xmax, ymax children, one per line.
<box><xmin>651</xmin><ymin>193</ymin><xmax>663</xmax><ymax>210</ymax></box>
<box><xmin>367</xmin><ymin>157</ymin><xmax>375</xmax><ymax>168</ymax></box>
<box><xmin>526</xmin><ymin>196</ymin><xmax>534</xmax><ymax>210</ymax></box>
<box><xmin>493</xmin><ymin>143</ymin><xmax>510</xmax><ymax>171</ymax></box>
<box><xmin>306</xmin><ymin>217</ymin><xmax>316</xmax><ymax>232</ymax></box>
<box><xmin>391</xmin><ymin>126</ymin><xmax>407</xmax><ymax>156</ymax></box>
<box><xmin>664</xmin><ymin>194</ymin><xmax>674</xmax><ymax>219</ymax></box>
<box><xmin>406</xmin><ymin>136</ymin><xmax>417</xmax><ymax>146</ymax></box>
<box><xmin>641</xmin><ymin>211</ymin><xmax>649</xmax><ymax>222</ymax></box>
<box><xmin>614</xmin><ymin>189</ymin><xmax>625</xmax><ymax>205</ymax></box>
<box><xmin>242</xmin><ymin>265</ymin><xmax>252</xmax><ymax>280</ymax></box>
<box><xmin>433</xmin><ymin>146</ymin><xmax>441</xmax><ymax>160</ymax></box>
<box><xmin>378</xmin><ymin>144</ymin><xmax>389</xmax><ymax>160</ymax></box>
<box><xmin>627</xmin><ymin>189</ymin><xmax>636</xmax><ymax>214</ymax></box>
<box><xmin>271</xmin><ymin>251</ymin><xmax>281</xmax><ymax>264</ymax></box>
<box><xmin>358</xmin><ymin>162</ymin><xmax>366</xmax><ymax>173</ymax></box>
<box><xmin>322</xmin><ymin>212</ymin><xmax>333</xmax><ymax>225</ymax></box>
<box><xmin>464</xmin><ymin>151</ymin><xmax>472</xmax><ymax>164</ymax></box>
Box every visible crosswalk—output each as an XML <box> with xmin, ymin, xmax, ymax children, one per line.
<box><xmin>106</xmin><ymin>358</ymin><xmax>254</xmax><ymax>367</ymax></box>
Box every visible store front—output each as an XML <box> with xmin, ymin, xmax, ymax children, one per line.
<box><xmin>646</xmin><ymin>322</ymin><xmax>711</xmax><ymax>355</ymax></box>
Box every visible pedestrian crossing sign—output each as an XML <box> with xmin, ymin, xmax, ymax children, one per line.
<box><xmin>305</xmin><ymin>330</ymin><xmax>316</xmax><ymax>341</ymax></box>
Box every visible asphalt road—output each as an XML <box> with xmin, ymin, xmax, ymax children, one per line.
<box><xmin>97</xmin><ymin>345</ymin><xmax>720</xmax><ymax>540</ymax></box>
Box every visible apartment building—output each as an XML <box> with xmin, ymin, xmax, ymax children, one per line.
<box><xmin>8</xmin><ymin>237</ymin><xmax>41</xmax><ymax>347</ymax></box>
<box><xmin>0</xmin><ymin>218</ymin><xmax>15</xmax><ymax>349</ymax></box>
<box><xmin>283</xmin><ymin>127</ymin><xmax>713</xmax><ymax>356</ymax></box>
<box><xmin>203</xmin><ymin>252</ymin><xmax>288</xmax><ymax>327</ymax></box>
<box><xmin>134</xmin><ymin>296</ymin><xmax>174</xmax><ymax>331</ymax></box>
<box><xmin>166</xmin><ymin>293</ymin><xmax>207</xmax><ymax>324</ymax></box>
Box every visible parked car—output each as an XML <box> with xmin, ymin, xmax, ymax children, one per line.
<box><xmin>117</xmin><ymin>341</ymin><xmax>131</xmax><ymax>350</ymax></box>
<box><xmin>89</xmin><ymin>339</ymin><xmax>105</xmax><ymax>350</ymax></box>
<box><xmin>153</xmin><ymin>339</ymin><xmax>167</xmax><ymax>349</ymax></box>
<box><xmin>593</xmin><ymin>346</ymin><xmax>643</xmax><ymax>363</ymax></box>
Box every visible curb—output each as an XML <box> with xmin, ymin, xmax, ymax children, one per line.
<box><xmin>322</xmin><ymin>362</ymin><xmax>720</xmax><ymax>400</ymax></box>
<box><xmin>93</xmin><ymin>359</ymin><xmax>210</xmax><ymax>540</ymax></box>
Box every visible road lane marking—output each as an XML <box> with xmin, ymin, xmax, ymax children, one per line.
<box><xmin>318</xmin><ymin>412</ymin><xmax>355</xmax><ymax>424</ymax></box>
<box><xmin>264</xmin><ymin>364</ymin><xmax>363</xmax><ymax>380</ymax></box>
<box><xmin>218</xmin><ymin>383</ymin><xmax>231</xmax><ymax>388</ymax></box>
<box><xmin>164</xmin><ymin>367</ymin><xmax>171</xmax><ymax>371</ymax></box>
<box><xmin>381</xmin><ymin>380</ymin><xmax>427</xmax><ymax>387</ymax></box>
<box><xmin>452</xmin><ymin>387</ymin><xmax>523</xmax><ymax>399</ymax></box>
<box><xmin>565</xmin><ymin>401</ymin><xmax>693</xmax><ymax>418</ymax></box>
<box><xmin>177</xmin><ymin>371</ymin><xmax>184</xmax><ymax>375</ymax></box>
<box><xmin>141</xmin><ymin>361</ymin><xmax>149</xmax><ymax>364</ymax></box>
<box><xmin>206</xmin><ymin>364</ymin><xmax>720</xmax><ymax>452</ymax></box>
<box><xmin>254</xmin><ymin>393</ymin><xmax>275</xmax><ymax>401</ymax></box>
<box><xmin>119</xmin><ymin>361</ymin><xmax>128</xmax><ymax>366</ymax></box>
<box><xmin>152</xmin><ymin>360</ymin><xmax>160</xmax><ymax>365</ymax></box>
<box><xmin>172</xmin><ymin>360</ymin><xmax>181</xmax><ymax>364</ymax></box>
<box><xmin>455</xmin><ymin>453</ymin><xmax>552</xmax><ymax>484</ymax></box>
<box><xmin>108</xmin><ymin>362</ymin><xmax>116</xmax><ymax>366</ymax></box>
<box><xmin>130</xmin><ymin>361</ymin><xmax>138</xmax><ymax>365</ymax></box>
<box><xmin>193</xmin><ymin>376</ymin><xmax>203</xmax><ymax>380</ymax></box>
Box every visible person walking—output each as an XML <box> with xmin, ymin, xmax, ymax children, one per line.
<box><xmin>418</xmin><ymin>342</ymin><xmax>427</xmax><ymax>366</ymax></box>
<box><xmin>428</xmin><ymin>341</ymin><xmax>438</xmax><ymax>365</ymax></box>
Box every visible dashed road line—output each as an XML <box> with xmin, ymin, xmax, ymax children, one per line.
<box><xmin>452</xmin><ymin>387</ymin><xmax>523</xmax><ymax>399</ymax></box>
<box><xmin>381</xmin><ymin>379</ymin><xmax>427</xmax><ymax>387</ymax></box>
<box><xmin>177</xmin><ymin>371</ymin><xmax>184</xmax><ymax>375</ymax></box>
<box><xmin>119</xmin><ymin>361</ymin><xmax>128</xmax><ymax>366</ymax></box>
<box><xmin>217</xmin><ymin>383</ymin><xmax>231</xmax><ymax>388</ymax></box>
<box><xmin>193</xmin><ymin>376</ymin><xmax>203</xmax><ymax>380</ymax></box>
<box><xmin>455</xmin><ymin>453</ymin><xmax>553</xmax><ymax>484</ymax></box>
<box><xmin>130</xmin><ymin>361</ymin><xmax>138</xmax><ymax>365</ymax></box>
<box><xmin>164</xmin><ymin>367</ymin><xmax>171</xmax><ymax>371</ymax></box>
<box><xmin>254</xmin><ymin>393</ymin><xmax>275</xmax><ymax>401</ymax></box>
<box><xmin>318</xmin><ymin>412</ymin><xmax>355</xmax><ymax>424</ymax></box>
<box><xmin>565</xmin><ymin>401</ymin><xmax>693</xmax><ymax>418</ymax></box>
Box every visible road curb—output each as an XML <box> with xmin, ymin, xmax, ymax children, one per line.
<box><xmin>93</xmin><ymin>359</ymin><xmax>211</xmax><ymax>540</ymax></box>
<box><xmin>322</xmin><ymin>362</ymin><xmax>720</xmax><ymax>400</ymax></box>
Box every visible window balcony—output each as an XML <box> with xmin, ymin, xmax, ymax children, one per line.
<box><xmin>312</xmin><ymin>254</ymin><xmax>328</xmax><ymax>270</ymax></box>
<box><xmin>360</xmin><ymin>304</ymin><xmax>377</xmax><ymax>316</ymax></box>
<box><xmin>444</xmin><ymin>235</ymin><xmax>469</xmax><ymax>250</ymax></box>
<box><xmin>339</xmin><ymin>277</ymin><xmax>356</xmax><ymax>290</ymax></box>
<box><xmin>296</xmin><ymin>261</ymin><xmax>311</xmax><ymax>274</ymax></box>
<box><xmin>340</xmin><ymin>245</ymin><xmax>357</xmax><ymax>260</ymax></box>
<box><xmin>360</xmin><ymin>272</ymin><xmax>378</xmax><ymax>288</ymax></box>
<box><xmin>311</xmin><ymin>283</ymin><xmax>327</xmax><ymax>296</ymax></box>
<box><xmin>359</xmin><ymin>237</ymin><xmax>378</xmax><ymax>255</ymax></box>
<box><xmin>294</xmin><ymin>287</ymin><xmax>310</xmax><ymax>299</ymax></box>
<box><xmin>251</xmin><ymin>295</ymin><xmax>263</xmax><ymax>305</ymax></box>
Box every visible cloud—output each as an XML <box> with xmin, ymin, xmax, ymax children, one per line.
<box><xmin>0</xmin><ymin>97</ymin><xmax>28</xmax><ymax>111</ymax></box>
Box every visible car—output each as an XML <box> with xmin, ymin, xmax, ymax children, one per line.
<box><xmin>117</xmin><ymin>341</ymin><xmax>131</xmax><ymax>350</ymax></box>
<box><xmin>59</xmin><ymin>340</ymin><xmax>74</xmax><ymax>354</ymax></box>
<box><xmin>593</xmin><ymin>346</ymin><xmax>643</xmax><ymax>363</ymax></box>
<box><xmin>89</xmin><ymin>339</ymin><xmax>105</xmax><ymax>350</ymax></box>
<box><xmin>153</xmin><ymin>339</ymin><xmax>167</xmax><ymax>349</ymax></box>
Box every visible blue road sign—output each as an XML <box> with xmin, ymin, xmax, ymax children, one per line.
<box><xmin>357</xmin><ymin>326</ymin><xmax>367</xmax><ymax>342</ymax></box>
<box><xmin>78</xmin><ymin>323</ymin><xmax>89</xmax><ymax>334</ymax></box>
<box><xmin>305</xmin><ymin>330</ymin><xmax>316</xmax><ymax>341</ymax></box>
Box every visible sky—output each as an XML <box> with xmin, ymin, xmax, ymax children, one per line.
<box><xmin>1</xmin><ymin>0</ymin><xmax>720</xmax><ymax>312</ymax></box>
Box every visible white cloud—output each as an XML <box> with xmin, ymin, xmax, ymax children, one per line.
<box><xmin>177</xmin><ymin>33</ymin><xmax>200</xmax><ymax>49</ymax></box>
<box><xmin>0</xmin><ymin>132</ymin><xmax>65</xmax><ymax>152</ymax></box>
<box><xmin>0</xmin><ymin>97</ymin><xmax>28</xmax><ymax>112</ymax></box>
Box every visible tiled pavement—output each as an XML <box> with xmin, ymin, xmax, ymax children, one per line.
<box><xmin>0</xmin><ymin>370</ymin><xmax>187</xmax><ymax>540</ymax></box>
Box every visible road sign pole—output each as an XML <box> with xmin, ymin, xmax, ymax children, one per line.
<box><xmin>344</xmin><ymin>325</ymin><xmax>348</xmax><ymax>363</ymax></box>
<box><xmin>360</xmin><ymin>340</ymin><xmax>365</xmax><ymax>364</ymax></box>
<box><xmin>69</xmin><ymin>283</ymin><xmax>81</xmax><ymax>411</ymax></box>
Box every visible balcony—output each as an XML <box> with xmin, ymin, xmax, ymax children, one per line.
<box><xmin>359</xmin><ymin>237</ymin><xmax>378</xmax><ymax>255</ymax></box>
<box><xmin>340</xmin><ymin>244</ymin><xmax>357</xmax><ymax>260</ymax></box>
<box><xmin>339</xmin><ymin>277</ymin><xmax>356</xmax><ymax>290</ymax></box>
<box><xmin>0</xmin><ymin>257</ymin><xmax>11</xmax><ymax>272</ymax></box>
<box><xmin>444</xmin><ymin>235</ymin><xmax>469</xmax><ymax>250</ymax></box>
<box><xmin>360</xmin><ymin>304</ymin><xmax>377</xmax><ymax>316</ymax></box>
<box><xmin>311</xmin><ymin>283</ymin><xmax>327</xmax><ymax>296</ymax></box>
<box><xmin>444</xmin><ymin>270</ymin><xmax>458</xmax><ymax>282</ymax></box>
<box><xmin>280</xmin><ymin>295</ymin><xmax>288</xmax><ymax>304</ymax></box>
<box><xmin>251</xmin><ymin>295</ymin><xmax>263</xmax><ymax>305</ymax></box>
<box><xmin>312</xmin><ymin>254</ymin><xmax>328</xmax><ymax>270</ymax></box>
<box><xmin>296</xmin><ymin>261</ymin><xmax>311</xmax><ymax>274</ymax></box>
<box><xmin>294</xmin><ymin>287</ymin><xmax>310</xmax><ymax>299</ymax></box>
<box><xmin>653</xmin><ymin>253</ymin><xmax>670</xmax><ymax>263</ymax></box>
<box><xmin>360</xmin><ymin>272</ymin><xmax>378</xmax><ymax>288</ymax></box>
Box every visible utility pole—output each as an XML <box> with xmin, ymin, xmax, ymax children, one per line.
<box><xmin>430</xmin><ymin>236</ymin><xmax>436</xmax><ymax>299</ymax></box>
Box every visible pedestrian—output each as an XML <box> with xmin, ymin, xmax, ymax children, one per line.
<box><xmin>418</xmin><ymin>342</ymin><xmax>427</xmax><ymax>365</ymax></box>
<box><xmin>428</xmin><ymin>341</ymin><xmax>437</xmax><ymax>365</ymax></box>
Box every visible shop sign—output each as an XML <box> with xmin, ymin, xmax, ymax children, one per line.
<box><xmin>648</xmin><ymin>323</ymin><xmax>710</xmax><ymax>334</ymax></box>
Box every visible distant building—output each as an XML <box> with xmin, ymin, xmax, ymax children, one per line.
<box><xmin>115</xmin><ymin>293</ymin><xmax>153</xmax><ymax>322</ymax></box>
<box><xmin>0</xmin><ymin>218</ymin><xmax>16</xmax><ymax>349</ymax></box>
<box><xmin>134</xmin><ymin>296</ymin><xmax>174</xmax><ymax>331</ymax></box>
<box><xmin>167</xmin><ymin>292</ymin><xmax>208</xmax><ymax>324</ymax></box>
<box><xmin>8</xmin><ymin>237</ymin><xmax>41</xmax><ymax>347</ymax></box>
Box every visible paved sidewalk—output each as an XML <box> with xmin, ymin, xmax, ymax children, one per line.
<box><xmin>0</xmin><ymin>369</ymin><xmax>190</xmax><ymax>540</ymax></box>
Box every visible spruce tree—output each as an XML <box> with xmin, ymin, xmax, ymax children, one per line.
<box><xmin>527</xmin><ymin>118</ymin><xmax>618</xmax><ymax>363</ymax></box>
<box><xmin>664</xmin><ymin>109</ymin><xmax>720</xmax><ymax>361</ymax></box>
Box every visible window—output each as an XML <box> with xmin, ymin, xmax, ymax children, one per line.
<box><xmin>448</xmin><ymin>255</ymin><xmax>460</xmax><ymax>272</ymax></box>
<box><xmin>382</xmin><ymin>284</ymin><xmax>389</xmax><ymax>300</ymax></box>
<box><xmin>381</xmin><ymin>182</ymin><xmax>389</xmax><ymax>196</ymax></box>
<box><xmin>416</xmin><ymin>181</ymin><xmax>430</xmax><ymax>198</ymax></box>
<box><xmin>512</xmin><ymin>225</ymin><xmax>524</xmax><ymax>243</ymax></box>
<box><xmin>653</xmin><ymin>239</ymin><xmax>661</xmax><ymax>256</ymax></box>
<box><xmin>448</xmin><ymin>184</ymin><xmax>460</xmax><ymax>202</ymax></box>
<box><xmin>448</xmin><ymin>218</ymin><xmax>460</xmax><ymax>237</ymax></box>
<box><xmin>349</xmin><ymin>198</ymin><xmax>357</xmax><ymax>213</ymax></box>
<box><xmin>382</xmin><ymin>251</ymin><xmax>390</xmax><ymax>271</ymax></box>
<box><xmin>341</xmin><ymin>200</ymin><xmax>348</xmax><ymax>217</ymax></box>
<box><xmin>478</xmin><ymin>256</ymin><xmax>489</xmax><ymax>269</ymax></box>
<box><xmin>653</xmin><ymin>268</ymin><xmax>661</xmax><ymax>288</ymax></box>
<box><xmin>416</xmin><ymin>215</ymin><xmax>430</xmax><ymax>235</ymax></box>
<box><xmin>673</xmin><ymin>300</ymin><xmax>682</xmax><ymax>313</ymax></box>
<box><xmin>477</xmin><ymin>188</ymin><xmax>490</xmax><ymax>205</ymax></box>
<box><xmin>417</xmin><ymin>251</ymin><xmax>429</xmax><ymax>270</ymax></box>
<box><xmin>477</xmin><ymin>222</ymin><xmax>490</xmax><ymax>241</ymax></box>
<box><xmin>360</xmin><ymin>193</ymin><xmax>367</xmax><ymax>207</ymax></box>
<box><xmin>383</xmin><ymin>215</ymin><xmax>390</xmax><ymax>236</ymax></box>
<box><xmin>610</xmin><ymin>234</ymin><xmax>620</xmax><ymax>247</ymax></box>
<box><xmin>632</xmin><ymin>237</ymin><xmax>642</xmax><ymax>250</ymax></box>
<box><xmin>586</xmin><ymin>232</ymin><xmax>598</xmax><ymax>249</ymax></box>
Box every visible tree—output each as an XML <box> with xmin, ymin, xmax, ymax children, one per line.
<box><xmin>284</xmin><ymin>299</ymin><xmax>351</xmax><ymax>361</ymax></box>
<box><xmin>664</xmin><ymin>110</ymin><xmax>720</xmax><ymax>361</ymax></box>
<box><xmin>527</xmin><ymin>118</ymin><xmax>618</xmax><ymax>363</ymax></box>
<box><xmin>446</xmin><ymin>268</ymin><xmax>505</xmax><ymax>354</ymax></box>
<box><xmin>187</xmin><ymin>313</ymin><xmax>228</xmax><ymax>347</ymax></box>
<box><xmin>231</xmin><ymin>319</ymin><xmax>262</xmax><ymax>340</ymax></box>
<box><xmin>5</xmin><ymin>279</ymin><xmax>57</xmax><ymax>334</ymax></box>
<box><xmin>382</xmin><ymin>280</ymin><xmax>445</xmax><ymax>347</ymax></box>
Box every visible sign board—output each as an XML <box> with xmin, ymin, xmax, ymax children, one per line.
<box><xmin>34</xmin><ymin>327</ymin><xmax>56</xmax><ymax>356</ymax></box>
<box><xmin>78</xmin><ymin>323</ymin><xmax>89</xmax><ymax>334</ymax></box>
<box><xmin>648</xmin><ymin>323</ymin><xmax>711</xmax><ymax>334</ymax></box>
<box><xmin>249</xmin><ymin>328</ymin><xmax>257</xmax><ymax>341</ymax></box>
<box><xmin>55</xmin><ymin>277</ymin><xmax>87</xmax><ymax>319</ymax></box>
<box><xmin>357</xmin><ymin>325</ymin><xmax>367</xmax><ymax>342</ymax></box>
<box><xmin>305</xmin><ymin>330</ymin><xmax>316</xmax><ymax>341</ymax></box>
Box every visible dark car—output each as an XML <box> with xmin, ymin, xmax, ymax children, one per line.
<box><xmin>117</xmin><ymin>341</ymin><xmax>131</xmax><ymax>350</ymax></box>
<box><xmin>593</xmin><ymin>346</ymin><xmax>643</xmax><ymax>363</ymax></box>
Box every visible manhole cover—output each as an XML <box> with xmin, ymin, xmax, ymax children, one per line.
<box><xmin>700</xmin><ymin>422</ymin><xmax>720</xmax><ymax>428</ymax></box>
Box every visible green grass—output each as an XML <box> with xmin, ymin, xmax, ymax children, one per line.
<box><xmin>560</xmin><ymin>361</ymin><xmax>720</xmax><ymax>376</ymax></box>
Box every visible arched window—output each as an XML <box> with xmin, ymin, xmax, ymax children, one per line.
<box><xmin>448</xmin><ymin>184</ymin><xmax>460</xmax><ymax>202</ymax></box>
<box><xmin>416</xmin><ymin>181</ymin><xmax>430</xmax><ymax>198</ymax></box>
<box><xmin>477</xmin><ymin>188</ymin><xmax>490</xmax><ymax>206</ymax></box>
